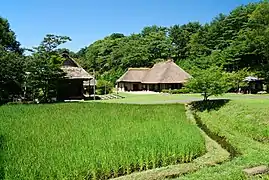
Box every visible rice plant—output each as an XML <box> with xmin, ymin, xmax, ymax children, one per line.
<box><xmin>0</xmin><ymin>103</ymin><xmax>205</xmax><ymax>179</ymax></box>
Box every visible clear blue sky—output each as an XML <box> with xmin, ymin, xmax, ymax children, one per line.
<box><xmin>1</xmin><ymin>0</ymin><xmax>260</xmax><ymax>52</ymax></box>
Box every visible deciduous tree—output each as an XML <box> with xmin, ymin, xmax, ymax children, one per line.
<box><xmin>186</xmin><ymin>66</ymin><xmax>230</xmax><ymax>101</ymax></box>
<box><xmin>25</xmin><ymin>34</ymin><xmax>71</xmax><ymax>102</ymax></box>
<box><xmin>0</xmin><ymin>17</ymin><xmax>22</xmax><ymax>53</ymax></box>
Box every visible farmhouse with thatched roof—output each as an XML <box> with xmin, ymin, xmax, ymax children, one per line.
<box><xmin>116</xmin><ymin>59</ymin><xmax>191</xmax><ymax>92</ymax></box>
<box><xmin>57</xmin><ymin>51</ymin><xmax>95</xmax><ymax>100</ymax></box>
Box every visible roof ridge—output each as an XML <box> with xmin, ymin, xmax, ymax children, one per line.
<box><xmin>128</xmin><ymin>68</ymin><xmax>150</xmax><ymax>70</ymax></box>
<box><xmin>116</xmin><ymin>70</ymin><xmax>129</xmax><ymax>82</ymax></box>
<box><xmin>172</xmin><ymin>62</ymin><xmax>192</xmax><ymax>78</ymax></box>
<box><xmin>62</xmin><ymin>53</ymin><xmax>82</xmax><ymax>68</ymax></box>
<box><xmin>166</xmin><ymin>59</ymin><xmax>173</xmax><ymax>62</ymax></box>
<box><xmin>117</xmin><ymin>59</ymin><xmax>191</xmax><ymax>83</ymax></box>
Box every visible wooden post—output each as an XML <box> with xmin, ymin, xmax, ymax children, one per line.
<box><xmin>93</xmin><ymin>70</ymin><xmax>96</xmax><ymax>100</ymax></box>
<box><xmin>116</xmin><ymin>83</ymin><xmax>119</xmax><ymax>94</ymax></box>
<box><xmin>88</xmin><ymin>79</ymin><xmax>90</xmax><ymax>98</ymax></box>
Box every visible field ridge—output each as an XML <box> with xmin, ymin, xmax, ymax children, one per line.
<box><xmin>176</xmin><ymin>100</ymin><xmax>269</xmax><ymax>180</ymax></box>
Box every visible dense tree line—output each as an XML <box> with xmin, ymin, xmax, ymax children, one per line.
<box><xmin>0</xmin><ymin>17</ymin><xmax>24</xmax><ymax>103</ymax></box>
<box><xmin>77</xmin><ymin>1</ymin><xmax>269</xmax><ymax>84</ymax></box>
<box><xmin>0</xmin><ymin>16</ymin><xmax>71</xmax><ymax>103</ymax></box>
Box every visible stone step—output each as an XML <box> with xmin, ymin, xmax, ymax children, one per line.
<box><xmin>243</xmin><ymin>165</ymin><xmax>269</xmax><ymax>176</ymax></box>
<box><xmin>99</xmin><ymin>94</ymin><xmax>124</xmax><ymax>100</ymax></box>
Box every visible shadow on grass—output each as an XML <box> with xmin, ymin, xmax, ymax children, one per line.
<box><xmin>191</xmin><ymin>112</ymin><xmax>241</xmax><ymax>158</ymax></box>
<box><xmin>190</xmin><ymin>99</ymin><xmax>230</xmax><ymax>112</ymax></box>
<box><xmin>0</xmin><ymin>100</ymin><xmax>8</xmax><ymax>107</ymax></box>
<box><xmin>0</xmin><ymin>135</ymin><xmax>5</xmax><ymax>180</ymax></box>
<box><xmin>188</xmin><ymin>99</ymin><xmax>241</xmax><ymax>158</ymax></box>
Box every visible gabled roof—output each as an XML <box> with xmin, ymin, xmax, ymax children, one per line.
<box><xmin>61</xmin><ymin>66</ymin><xmax>93</xmax><ymax>80</ymax></box>
<box><xmin>142</xmin><ymin>60</ymin><xmax>191</xmax><ymax>83</ymax></box>
<box><xmin>61</xmin><ymin>53</ymin><xmax>93</xmax><ymax>80</ymax></box>
<box><xmin>116</xmin><ymin>59</ymin><xmax>191</xmax><ymax>84</ymax></box>
<box><xmin>116</xmin><ymin>68</ymin><xmax>150</xmax><ymax>83</ymax></box>
<box><xmin>244</xmin><ymin>76</ymin><xmax>264</xmax><ymax>82</ymax></box>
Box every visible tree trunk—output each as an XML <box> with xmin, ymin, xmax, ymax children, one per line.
<box><xmin>203</xmin><ymin>92</ymin><xmax>208</xmax><ymax>101</ymax></box>
<box><xmin>237</xmin><ymin>80</ymin><xmax>240</xmax><ymax>93</ymax></box>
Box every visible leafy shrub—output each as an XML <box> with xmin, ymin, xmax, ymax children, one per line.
<box><xmin>186</xmin><ymin>66</ymin><xmax>230</xmax><ymax>101</ymax></box>
<box><xmin>161</xmin><ymin>87</ymin><xmax>190</xmax><ymax>94</ymax></box>
<box><xmin>7</xmin><ymin>101</ymin><xmax>35</xmax><ymax>105</ymax></box>
<box><xmin>178</xmin><ymin>87</ymin><xmax>191</xmax><ymax>94</ymax></box>
<box><xmin>161</xmin><ymin>89</ymin><xmax>170</xmax><ymax>93</ymax></box>
<box><xmin>96</xmin><ymin>80</ymin><xmax>113</xmax><ymax>95</ymax></box>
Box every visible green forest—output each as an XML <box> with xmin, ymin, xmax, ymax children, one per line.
<box><xmin>76</xmin><ymin>1</ymin><xmax>269</xmax><ymax>83</ymax></box>
<box><xmin>1</xmin><ymin>1</ymin><xmax>269</xmax><ymax>103</ymax></box>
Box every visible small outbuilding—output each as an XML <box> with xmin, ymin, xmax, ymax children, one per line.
<box><xmin>116</xmin><ymin>59</ymin><xmax>191</xmax><ymax>92</ymax></box>
<box><xmin>241</xmin><ymin>76</ymin><xmax>264</xmax><ymax>94</ymax></box>
<box><xmin>57</xmin><ymin>52</ymin><xmax>95</xmax><ymax>100</ymax></box>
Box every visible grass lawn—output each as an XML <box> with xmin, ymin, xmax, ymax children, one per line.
<box><xmin>101</xmin><ymin>92</ymin><xmax>269</xmax><ymax>104</ymax></box>
<box><xmin>203</xmin><ymin>99</ymin><xmax>269</xmax><ymax>142</ymax></box>
<box><xmin>177</xmin><ymin>99</ymin><xmax>269</xmax><ymax>180</ymax></box>
<box><xmin>0</xmin><ymin>103</ymin><xmax>205</xmax><ymax>179</ymax></box>
<box><xmin>100</xmin><ymin>93</ymin><xmax>201</xmax><ymax>104</ymax></box>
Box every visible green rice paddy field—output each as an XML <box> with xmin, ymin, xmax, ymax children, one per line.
<box><xmin>0</xmin><ymin>103</ymin><xmax>205</xmax><ymax>179</ymax></box>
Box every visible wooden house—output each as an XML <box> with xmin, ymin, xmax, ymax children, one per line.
<box><xmin>57</xmin><ymin>52</ymin><xmax>95</xmax><ymax>100</ymax></box>
<box><xmin>116</xmin><ymin>59</ymin><xmax>191</xmax><ymax>92</ymax></box>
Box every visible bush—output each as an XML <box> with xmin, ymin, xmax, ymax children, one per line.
<box><xmin>6</xmin><ymin>101</ymin><xmax>35</xmax><ymax>105</ymax></box>
<box><xmin>161</xmin><ymin>89</ymin><xmax>170</xmax><ymax>93</ymax></box>
<box><xmin>171</xmin><ymin>89</ymin><xmax>182</xmax><ymax>94</ymax></box>
<box><xmin>186</xmin><ymin>66</ymin><xmax>230</xmax><ymax>101</ymax></box>
<box><xmin>161</xmin><ymin>88</ymin><xmax>190</xmax><ymax>94</ymax></box>
<box><xmin>96</xmin><ymin>80</ymin><xmax>113</xmax><ymax>95</ymax></box>
<box><xmin>178</xmin><ymin>87</ymin><xmax>191</xmax><ymax>94</ymax></box>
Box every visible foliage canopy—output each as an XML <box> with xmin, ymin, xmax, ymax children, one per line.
<box><xmin>186</xmin><ymin>66</ymin><xmax>231</xmax><ymax>100</ymax></box>
<box><xmin>75</xmin><ymin>1</ymin><xmax>269</xmax><ymax>84</ymax></box>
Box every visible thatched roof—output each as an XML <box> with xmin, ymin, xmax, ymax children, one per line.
<box><xmin>61</xmin><ymin>66</ymin><xmax>93</xmax><ymax>80</ymax></box>
<box><xmin>116</xmin><ymin>68</ymin><xmax>150</xmax><ymax>83</ymax></box>
<box><xmin>116</xmin><ymin>59</ymin><xmax>191</xmax><ymax>84</ymax></box>
<box><xmin>61</xmin><ymin>53</ymin><xmax>93</xmax><ymax>80</ymax></box>
<box><xmin>243</xmin><ymin>76</ymin><xmax>263</xmax><ymax>82</ymax></box>
<box><xmin>142</xmin><ymin>60</ymin><xmax>191</xmax><ymax>83</ymax></box>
